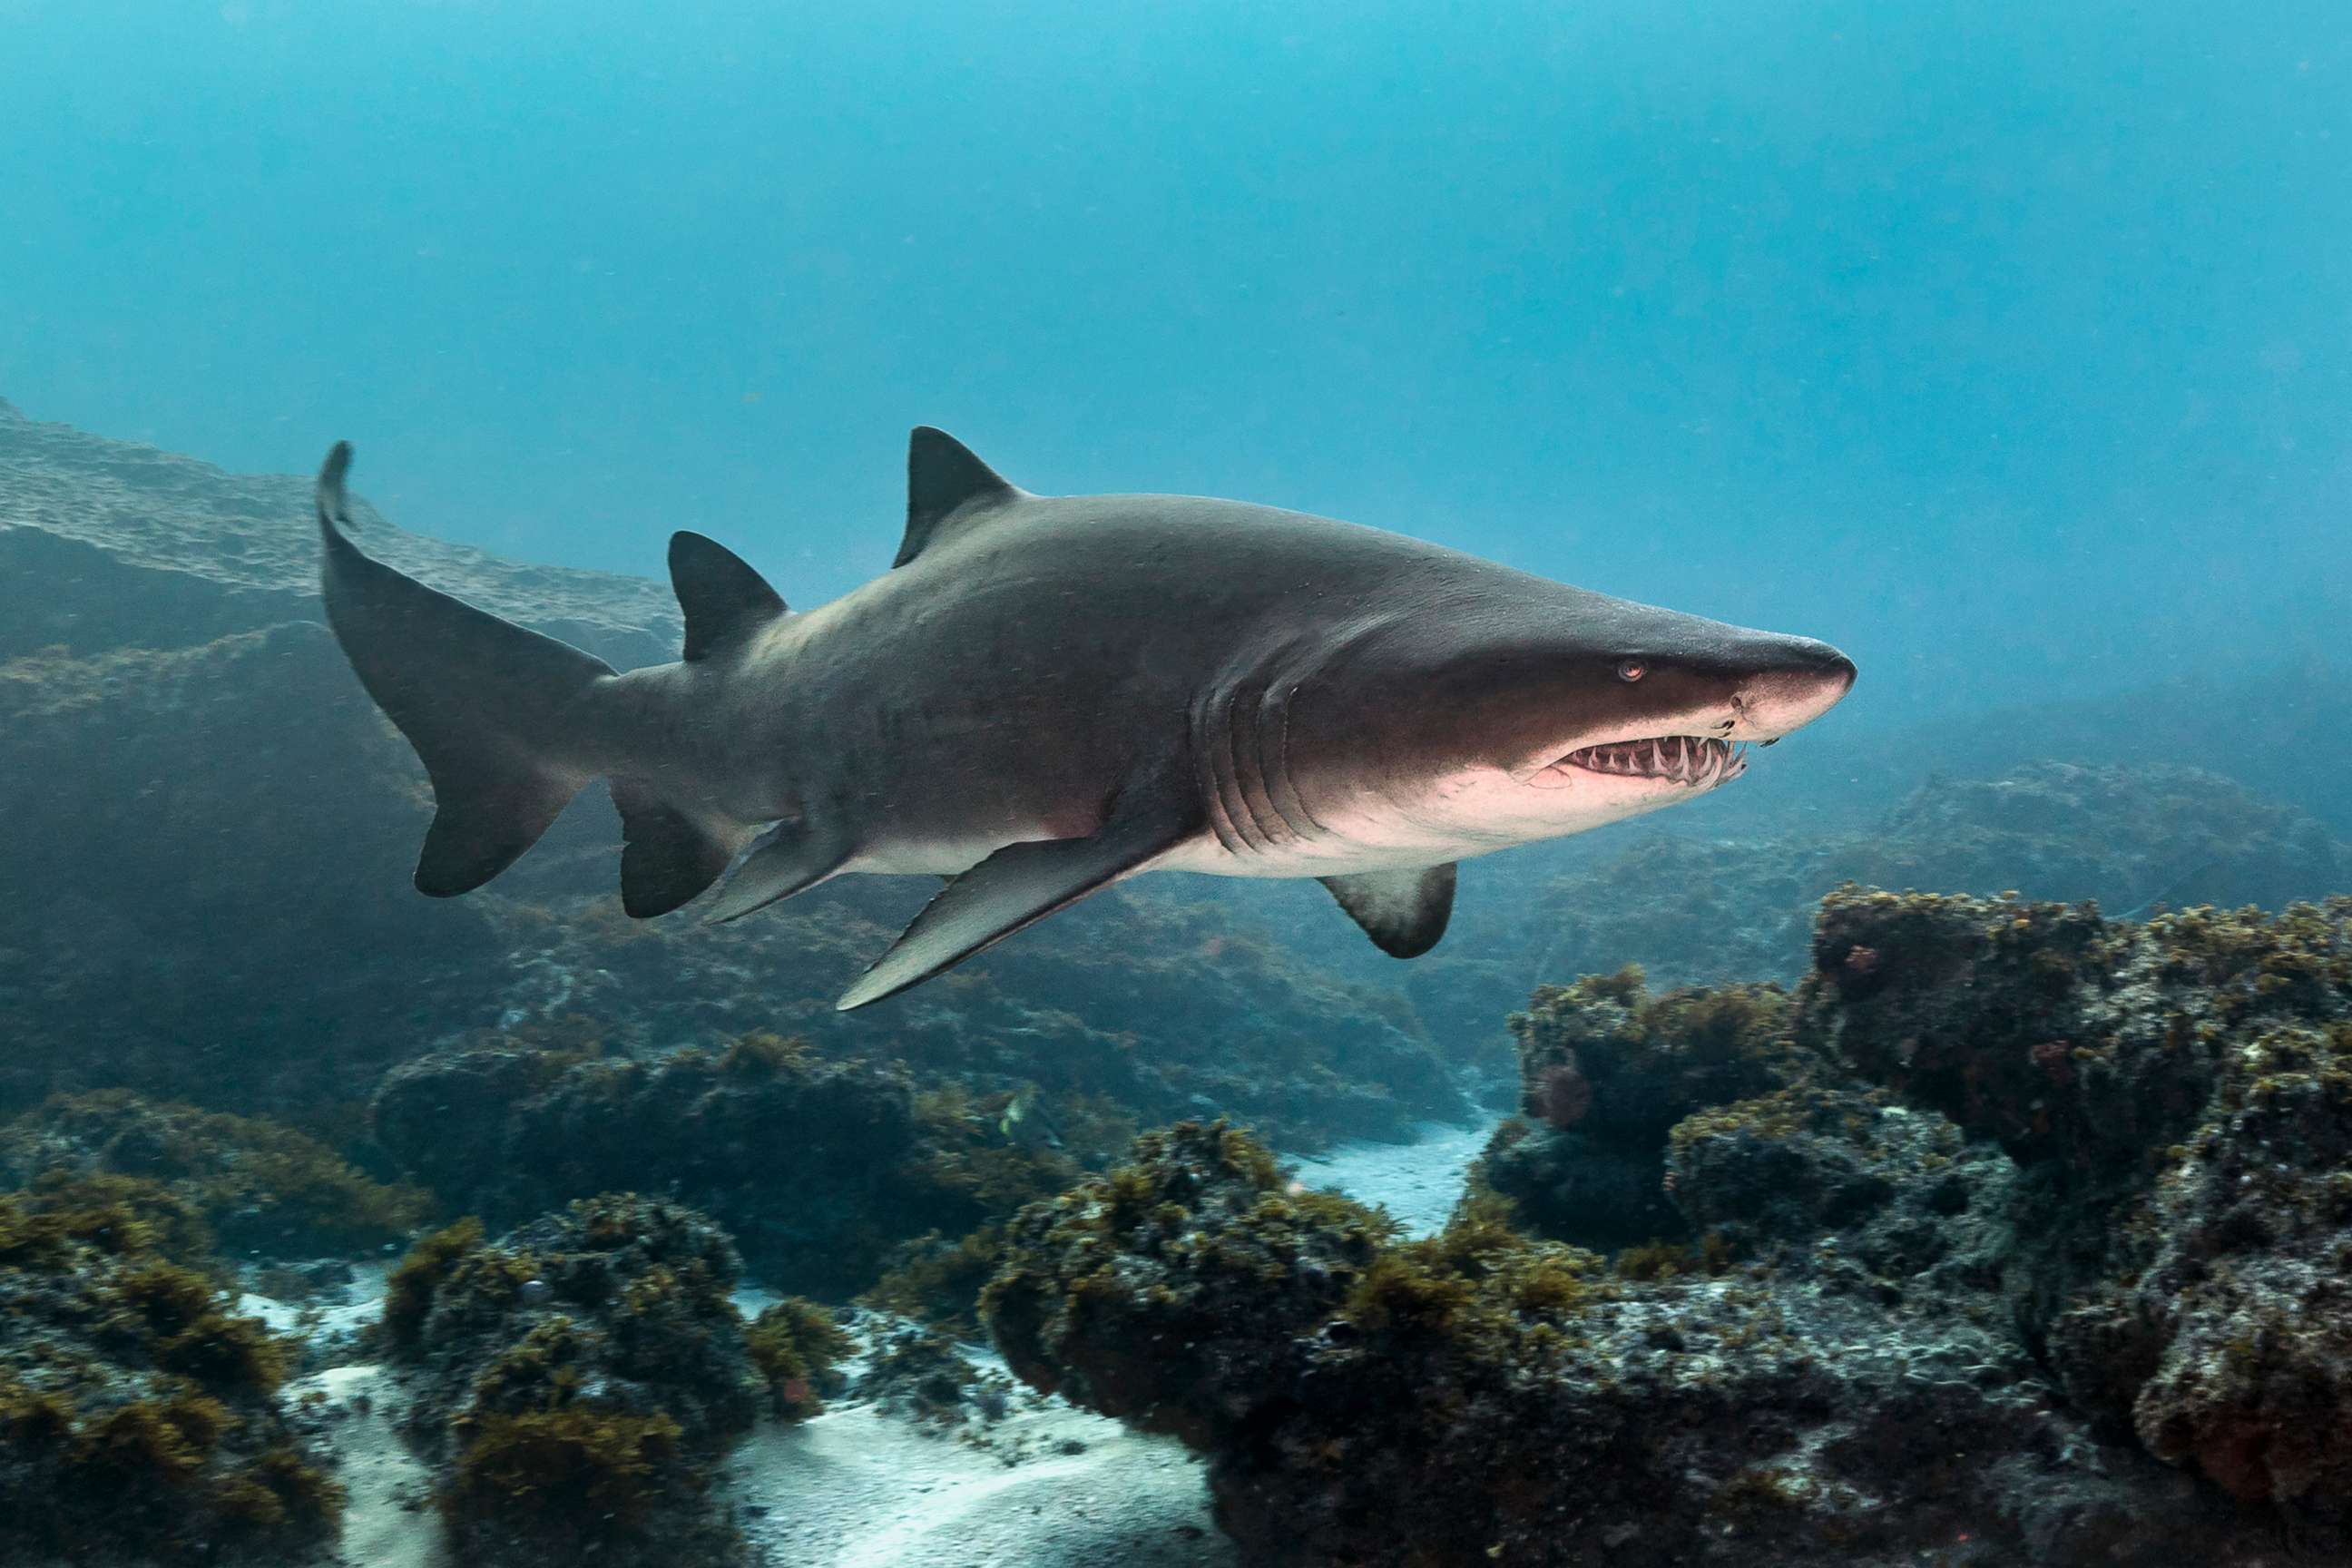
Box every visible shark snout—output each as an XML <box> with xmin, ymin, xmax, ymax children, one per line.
<box><xmin>1732</xmin><ymin>640</ymin><xmax>1857</xmax><ymax>740</ymax></box>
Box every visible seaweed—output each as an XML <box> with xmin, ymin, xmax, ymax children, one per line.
<box><xmin>745</xmin><ymin>1298</ymin><xmax>855</xmax><ymax>1419</ymax></box>
<box><xmin>0</xmin><ymin>1090</ymin><xmax>431</xmax><ymax>1256</ymax></box>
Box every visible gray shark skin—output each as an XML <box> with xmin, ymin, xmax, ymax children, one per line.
<box><xmin>314</xmin><ymin>430</ymin><xmax>1856</xmax><ymax>1010</ymax></box>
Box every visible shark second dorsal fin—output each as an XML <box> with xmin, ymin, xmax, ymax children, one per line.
<box><xmin>896</xmin><ymin>426</ymin><xmax>1023</xmax><ymax>567</ymax></box>
<box><xmin>669</xmin><ymin>532</ymin><xmax>787</xmax><ymax>662</ymax></box>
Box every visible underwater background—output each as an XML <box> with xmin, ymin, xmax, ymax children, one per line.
<box><xmin>2</xmin><ymin>2</ymin><xmax>2350</xmax><ymax>1565</ymax></box>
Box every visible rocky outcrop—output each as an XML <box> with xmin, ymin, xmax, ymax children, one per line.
<box><xmin>984</xmin><ymin>1122</ymin><xmax>2253</xmax><ymax>1568</ymax></box>
<box><xmin>383</xmin><ymin>1196</ymin><xmax>760</xmax><ymax>1568</ymax></box>
<box><xmin>1481</xmin><ymin>971</ymin><xmax>1795</xmax><ymax>1248</ymax></box>
<box><xmin>0</xmin><ymin>1185</ymin><xmax>344</xmax><ymax>1565</ymax></box>
<box><xmin>0</xmin><ymin>398</ymin><xmax>678</xmax><ymax>667</ymax></box>
<box><xmin>985</xmin><ymin>892</ymin><xmax>2352</xmax><ymax>1565</ymax></box>
<box><xmin>369</xmin><ymin>1035</ymin><xmax>958</xmax><ymax>1298</ymax></box>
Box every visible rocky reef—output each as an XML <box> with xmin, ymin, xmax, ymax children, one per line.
<box><xmin>0</xmin><ymin>1187</ymin><xmax>343</xmax><ymax>1564</ymax></box>
<box><xmin>1482</xmin><ymin>970</ymin><xmax>1796</xmax><ymax>1248</ymax></box>
<box><xmin>369</xmin><ymin>1030</ymin><xmax>1087</xmax><ymax>1299</ymax></box>
<box><xmin>984</xmin><ymin>891</ymin><xmax>2352</xmax><ymax>1565</ymax></box>
<box><xmin>0</xmin><ymin>1091</ymin><xmax>429</xmax><ymax>1259</ymax></box>
<box><xmin>382</xmin><ymin>1194</ymin><xmax>763</xmax><ymax>1568</ymax></box>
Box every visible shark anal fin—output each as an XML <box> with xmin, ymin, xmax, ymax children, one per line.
<box><xmin>669</xmin><ymin>532</ymin><xmax>787</xmax><ymax>662</ymax></box>
<box><xmin>702</xmin><ymin>819</ymin><xmax>849</xmax><ymax>925</ymax></box>
<box><xmin>837</xmin><ymin>783</ymin><xmax>1198</xmax><ymax>1010</ymax></box>
<box><xmin>1319</xmin><ymin>865</ymin><xmax>1457</xmax><ymax>958</ymax></box>
<box><xmin>612</xmin><ymin>779</ymin><xmax>736</xmax><ymax>917</ymax></box>
<box><xmin>895</xmin><ymin>427</ymin><xmax>1023</xmax><ymax>567</ymax></box>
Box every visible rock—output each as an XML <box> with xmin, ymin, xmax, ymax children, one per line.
<box><xmin>1481</xmin><ymin>970</ymin><xmax>1798</xmax><ymax>1249</ymax></box>
<box><xmin>984</xmin><ymin>1122</ymin><xmax>2262</xmax><ymax>1567</ymax></box>
<box><xmin>1807</xmin><ymin>887</ymin><xmax>2352</xmax><ymax>1515</ymax></box>
<box><xmin>985</xmin><ymin>886</ymin><xmax>2352</xmax><ymax>1563</ymax></box>
<box><xmin>371</xmin><ymin>1034</ymin><xmax>964</xmax><ymax>1298</ymax></box>
<box><xmin>0</xmin><ymin>399</ymin><xmax>678</xmax><ymax>667</ymax></box>
<box><xmin>0</xmin><ymin>1090</ymin><xmax>429</xmax><ymax>1258</ymax></box>
<box><xmin>381</xmin><ymin>1195</ymin><xmax>759</xmax><ymax>1568</ymax></box>
<box><xmin>0</xmin><ymin>1187</ymin><xmax>344</xmax><ymax>1563</ymax></box>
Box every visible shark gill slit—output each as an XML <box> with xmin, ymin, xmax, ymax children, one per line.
<box><xmin>1191</xmin><ymin>688</ymin><xmax>1254</xmax><ymax>856</ymax></box>
<box><xmin>1268</xmin><ymin>682</ymin><xmax>1330</xmax><ymax>840</ymax></box>
<box><xmin>1203</xmin><ymin>683</ymin><xmax>1274</xmax><ymax>853</ymax></box>
<box><xmin>1251</xmin><ymin>678</ymin><xmax>1319</xmax><ymax>844</ymax></box>
<box><xmin>1229</xmin><ymin>673</ymin><xmax>1300</xmax><ymax>849</ymax></box>
<box><xmin>1214</xmin><ymin>685</ymin><xmax>1274</xmax><ymax>852</ymax></box>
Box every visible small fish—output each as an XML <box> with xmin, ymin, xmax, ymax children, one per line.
<box><xmin>998</xmin><ymin>1085</ymin><xmax>1064</xmax><ymax>1152</ymax></box>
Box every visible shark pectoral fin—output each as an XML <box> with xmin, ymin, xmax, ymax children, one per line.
<box><xmin>1318</xmin><ymin>864</ymin><xmax>1457</xmax><ymax>958</ymax></box>
<box><xmin>612</xmin><ymin>779</ymin><xmax>736</xmax><ymax>917</ymax></box>
<box><xmin>837</xmin><ymin>790</ymin><xmax>1197</xmax><ymax>1011</ymax></box>
<box><xmin>701</xmin><ymin>820</ymin><xmax>850</xmax><ymax>925</ymax></box>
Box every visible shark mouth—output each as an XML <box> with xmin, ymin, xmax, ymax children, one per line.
<box><xmin>1558</xmin><ymin>735</ymin><xmax>1748</xmax><ymax>787</ymax></box>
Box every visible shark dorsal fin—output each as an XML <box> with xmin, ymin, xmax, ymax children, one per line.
<box><xmin>896</xmin><ymin>426</ymin><xmax>1023</xmax><ymax>567</ymax></box>
<box><xmin>669</xmin><ymin>532</ymin><xmax>788</xmax><ymax>662</ymax></box>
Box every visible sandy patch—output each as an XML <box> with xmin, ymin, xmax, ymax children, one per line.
<box><xmin>723</xmin><ymin>1368</ymin><xmax>1234</xmax><ymax>1568</ymax></box>
<box><xmin>283</xmin><ymin>1362</ymin><xmax>446</xmax><ymax>1568</ymax></box>
<box><xmin>1286</xmin><ymin>1115</ymin><xmax>1502</xmax><ymax>1235</ymax></box>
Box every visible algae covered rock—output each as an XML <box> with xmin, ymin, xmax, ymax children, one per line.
<box><xmin>989</xmin><ymin>891</ymin><xmax>2352</xmax><ymax>1564</ymax></box>
<box><xmin>985</xmin><ymin>1122</ymin><xmax>1385</xmax><ymax>1450</ymax></box>
<box><xmin>1665</xmin><ymin>1083</ymin><xmax>2019</xmax><ymax>1303</ymax></box>
<box><xmin>371</xmin><ymin>1033</ymin><xmax>1080</xmax><ymax>1298</ymax></box>
<box><xmin>0</xmin><ymin>1090</ymin><xmax>429</xmax><ymax>1258</ymax></box>
<box><xmin>1481</xmin><ymin>968</ymin><xmax>1800</xmax><ymax>1249</ymax></box>
<box><xmin>384</xmin><ymin>1193</ymin><xmax>760</xmax><ymax>1568</ymax></box>
<box><xmin>1802</xmin><ymin>888</ymin><xmax>2352</xmax><ymax>1519</ymax></box>
<box><xmin>0</xmin><ymin>1190</ymin><xmax>342</xmax><ymax>1564</ymax></box>
<box><xmin>985</xmin><ymin>1122</ymin><xmax>2249</xmax><ymax>1567</ymax></box>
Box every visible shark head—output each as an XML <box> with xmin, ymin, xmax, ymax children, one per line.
<box><xmin>1278</xmin><ymin>573</ymin><xmax>1857</xmax><ymax>859</ymax></box>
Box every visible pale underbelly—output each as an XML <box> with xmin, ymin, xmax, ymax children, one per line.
<box><xmin>847</xmin><ymin>829</ymin><xmax>1471</xmax><ymax>882</ymax></box>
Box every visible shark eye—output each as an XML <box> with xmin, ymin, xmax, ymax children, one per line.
<box><xmin>1616</xmin><ymin>659</ymin><xmax>1647</xmax><ymax>682</ymax></box>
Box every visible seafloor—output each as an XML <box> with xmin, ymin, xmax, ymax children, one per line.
<box><xmin>3</xmin><ymin>397</ymin><xmax>2349</xmax><ymax>1566</ymax></box>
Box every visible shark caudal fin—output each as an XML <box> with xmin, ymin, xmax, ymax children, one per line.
<box><xmin>316</xmin><ymin>443</ymin><xmax>617</xmax><ymax>897</ymax></box>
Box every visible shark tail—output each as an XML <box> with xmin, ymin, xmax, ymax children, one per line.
<box><xmin>316</xmin><ymin>442</ymin><xmax>617</xmax><ymax>897</ymax></box>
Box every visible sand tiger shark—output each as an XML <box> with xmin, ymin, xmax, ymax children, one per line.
<box><xmin>315</xmin><ymin>430</ymin><xmax>1855</xmax><ymax>1010</ymax></box>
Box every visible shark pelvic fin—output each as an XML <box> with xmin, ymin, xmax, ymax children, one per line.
<box><xmin>701</xmin><ymin>819</ymin><xmax>851</xmax><ymax>924</ymax></box>
<box><xmin>895</xmin><ymin>426</ymin><xmax>1023</xmax><ymax>567</ymax></box>
<box><xmin>837</xmin><ymin>777</ymin><xmax>1200</xmax><ymax>1009</ymax></box>
<box><xmin>1318</xmin><ymin>864</ymin><xmax>1457</xmax><ymax>958</ymax></box>
<box><xmin>612</xmin><ymin>779</ymin><xmax>737</xmax><ymax>916</ymax></box>
<box><xmin>669</xmin><ymin>532</ymin><xmax>787</xmax><ymax>662</ymax></box>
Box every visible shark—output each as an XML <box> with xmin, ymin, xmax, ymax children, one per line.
<box><xmin>315</xmin><ymin>429</ymin><xmax>1856</xmax><ymax>1010</ymax></box>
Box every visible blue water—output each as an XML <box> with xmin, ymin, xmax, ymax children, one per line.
<box><xmin>2</xmin><ymin>0</ymin><xmax>2346</xmax><ymax>733</ymax></box>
